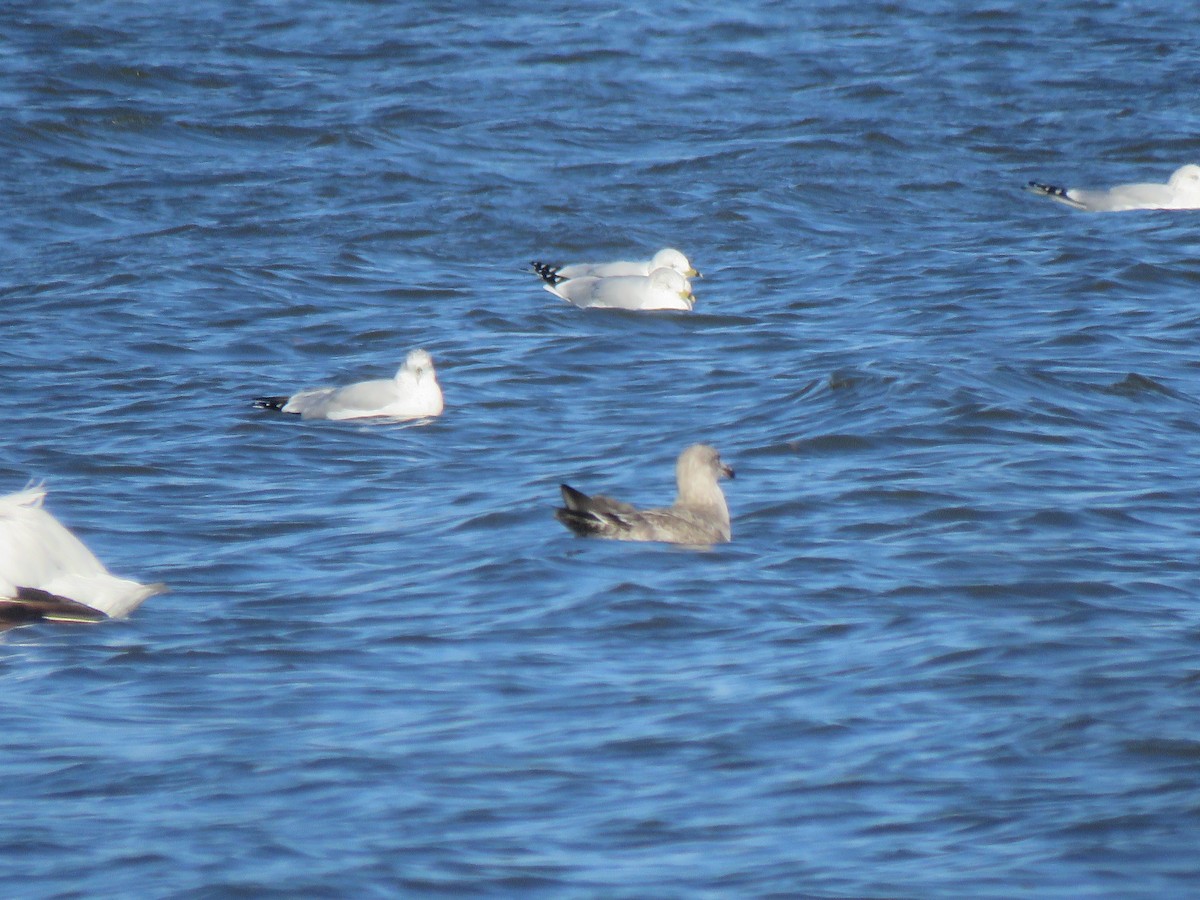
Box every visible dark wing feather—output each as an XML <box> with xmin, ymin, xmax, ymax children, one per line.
<box><xmin>555</xmin><ymin>484</ymin><xmax>639</xmax><ymax>537</ymax></box>
<box><xmin>0</xmin><ymin>587</ymin><xmax>107</xmax><ymax>625</ymax></box>
<box><xmin>559</xmin><ymin>483</ymin><xmax>592</xmax><ymax>511</ymax></box>
<box><xmin>1026</xmin><ymin>181</ymin><xmax>1086</xmax><ymax>209</ymax></box>
<box><xmin>530</xmin><ymin>261</ymin><xmax>565</xmax><ymax>286</ymax></box>
<box><xmin>554</xmin><ymin>507</ymin><xmax>605</xmax><ymax>537</ymax></box>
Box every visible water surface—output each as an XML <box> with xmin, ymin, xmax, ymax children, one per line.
<box><xmin>4</xmin><ymin>2</ymin><xmax>1200</xmax><ymax>896</ymax></box>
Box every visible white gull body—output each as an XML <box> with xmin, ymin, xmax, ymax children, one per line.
<box><xmin>256</xmin><ymin>349</ymin><xmax>444</xmax><ymax>421</ymax></box>
<box><xmin>1026</xmin><ymin>163</ymin><xmax>1200</xmax><ymax>212</ymax></box>
<box><xmin>543</xmin><ymin>267</ymin><xmax>696</xmax><ymax>312</ymax></box>
<box><xmin>531</xmin><ymin>247</ymin><xmax>700</xmax><ymax>283</ymax></box>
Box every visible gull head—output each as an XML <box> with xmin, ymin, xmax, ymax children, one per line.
<box><xmin>398</xmin><ymin>349</ymin><xmax>436</xmax><ymax>383</ymax></box>
<box><xmin>677</xmin><ymin>443</ymin><xmax>734</xmax><ymax>488</ymax></box>
<box><xmin>1169</xmin><ymin>164</ymin><xmax>1200</xmax><ymax>196</ymax></box>
<box><xmin>648</xmin><ymin>267</ymin><xmax>696</xmax><ymax>310</ymax></box>
<box><xmin>651</xmin><ymin>247</ymin><xmax>701</xmax><ymax>279</ymax></box>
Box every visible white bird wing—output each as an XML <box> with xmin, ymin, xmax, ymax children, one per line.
<box><xmin>547</xmin><ymin>274</ymin><xmax>682</xmax><ymax>310</ymax></box>
<box><xmin>1</xmin><ymin>492</ymin><xmax>107</xmax><ymax>587</ymax></box>
<box><xmin>283</xmin><ymin>380</ymin><xmax>397</xmax><ymax>419</ymax></box>
<box><xmin>281</xmin><ymin>375</ymin><xmax>440</xmax><ymax>421</ymax></box>
<box><xmin>282</xmin><ymin>387</ymin><xmax>337</xmax><ymax>417</ymax></box>
<box><xmin>319</xmin><ymin>379</ymin><xmax>400</xmax><ymax>418</ymax></box>
<box><xmin>557</xmin><ymin>260</ymin><xmax>648</xmax><ymax>279</ymax></box>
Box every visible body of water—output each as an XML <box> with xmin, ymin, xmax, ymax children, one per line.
<box><xmin>4</xmin><ymin>1</ymin><xmax>1200</xmax><ymax>896</ymax></box>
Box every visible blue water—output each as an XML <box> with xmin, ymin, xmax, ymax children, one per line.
<box><xmin>4</xmin><ymin>1</ymin><xmax>1200</xmax><ymax>896</ymax></box>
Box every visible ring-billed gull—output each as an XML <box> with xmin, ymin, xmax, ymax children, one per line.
<box><xmin>555</xmin><ymin>444</ymin><xmax>734</xmax><ymax>545</ymax></box>
<box><xmin>1026</xmin><ymin>163</ymin><xmax>1200</xmax><ymax>211</ymax></box>
<box><xmin>254</xmin><ymin>349</ymin><xmax>443</xmax><ymax>421</ymax></box>
<box><xmin>540</xmin><ymin>267</ymin><xmax>697</xmax><ymax>311</ymax></box>
<box><xmin>0</xmin><ymin>485</ymin><xmax>164</xmax><ymax>625</ymax></box>
<box><xmin>530</xmin><ymin>247</ymin><xmax>700</xmax><ymax>284</ymax></box>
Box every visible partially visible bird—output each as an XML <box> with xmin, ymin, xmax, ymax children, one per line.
<box><xmin>0</xmin><ymin>485</ymin><xmax>164</xmax><ymax>627</ymax></box>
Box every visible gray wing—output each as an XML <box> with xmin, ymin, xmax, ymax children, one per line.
<box><xmin>285</xmin><ymin>379</ymin><xmax>396</xmax><ymax>418</ymax></box>
<box><xmin>282</xmin><ymin>387</ymin><xmax>335</xmax><ymax>417</ymax></box>
<box><xmin>559</xmin><ymin>260</ymin><xmax>647</xmax><ymax>279</ymax></box>
<box><xmin>625</xmin><ymin>507</ymin><xmax>730</xmax><ymax>545</ymax></box>
<box><xmin>324</xmin><ymin>378</ymin><xmax>399</xmax><ymax>413</ymax></box>
<box><xmin>556</xmin><ymin>485</ymin><xmax>727</xmax><ymax>544</ymax></box>
<box><xmin>549</xmin><ymin>275</ymin><xmax>652</xmax><ymax>310</ymax></box>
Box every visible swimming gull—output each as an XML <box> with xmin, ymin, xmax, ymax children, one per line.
<box><xmin>555</xmin><ymin>443</ymin><xmax>734</xmax><ymax>545</ymax></box>
<box><xmin>540</xmin><ymin>267</ymin><xmax>696</xmax><ymax>311</ymax></box>
<box><xmin>1026</xmin><ymin>163</ymin><xmax>1200</xmax><ymax>211</ymax></box>
<box><xmin>530</xmin><ymin>247</ymin><xmax>700</xmax><ymax>284</ymax></box>
<box><xmin>254</xmin><ymin>349</ymin><xmax>444</xmax><ymax>421</ymax></box>
<box><xmin>0</xmin><ymin>485</ymin><xmax>164</xmax><ymax>625</ymax></box>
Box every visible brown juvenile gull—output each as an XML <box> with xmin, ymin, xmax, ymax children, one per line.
<box><xmin>555</xmin><ymin>444</ymin><xmax>734</xmax><ymax>545</ymax></box>
<box><xmin>0</xmin><ymin>485</ymin><xmax>164</xmax><ymax>627</ymax></box>
<box><xmin>1026</xmin><ymin>163</ymin><xmax>1200</xmax><ymax>212</ymax></box>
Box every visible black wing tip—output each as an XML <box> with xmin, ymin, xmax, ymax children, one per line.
<box><xmin>531</xmin><ymin>261</ymin><xmax>565</xmax><ymax>285</ymax></box>
<box><xmin>1026</xmin><ymin>180</ymin><xmax>1069</xmax><ymax>199</ymax></box>
<box><xmin>559</xmin><ymin>483</ymin><xmax>592</xmax><ymax>509</ymax></box>
<box><xmin>253</xmin><ymin>396</ymin><xmax>289</xmax><ymax>411</ymax></box>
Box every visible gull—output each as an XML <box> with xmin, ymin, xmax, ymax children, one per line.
<box><xmin>0</xmin><ymin>485</ymin><xmax>164</xmax><ymax>626</ymax></box>
<box><xmin>254</xmin><ymin>349</ymin><xmax>443</xmax><ymax>421</ymax></box>
<box><xmin>555</xmin><ymin>443</ymin><xmax>734</xmax><ymax>545</ymax></box>
<box><xmin>539</xmin><ymin>267</ymin><xmax>697</xmax><ymax>311</ymax></box>
<box><xmin>1026</xmin><ymin>163</ymin><xmax>1200</xmax><ymax>211</ymax></box>
<box><xmin>530</xmin><ymin>247</ymin><xmax>700</xmax><ymax>284</ymax></box>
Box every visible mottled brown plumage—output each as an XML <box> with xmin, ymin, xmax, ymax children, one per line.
<box><xmin>555</xmin><ymin>444</ymin><xmax>734</xmax><ymax>546</ymax></box>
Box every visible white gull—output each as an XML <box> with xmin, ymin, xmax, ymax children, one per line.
<box><xmin>530</xmin><ymin>247</ymin><xmax>699</xmax><ymax>284</ymax></box>
<box><xmin>1026</xmin><ymin>163</ymin><xmax>1200</xmax><ymax>211</ymax></box>
<box><xmin>255</xmin><ymin>349</ymin><xmax>443</xmax><ymax>421</ymax></box>
<box><xmin>540</xmin><ymin>267</ymin><xmax>696</xmax><ymax>312</ymax></box>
